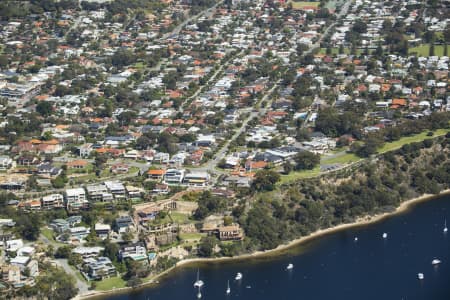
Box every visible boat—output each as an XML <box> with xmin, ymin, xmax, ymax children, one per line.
<box><xmin>417</xmin><ymin>273</ymin><xmax>424</xmax><ymax>280</ymax></box>
<box><xmin>235</xmin><ymin>272</ymin><xmax>243</xmax><ymax>280</ymax></box>
<box><xmin>197</xmin><ymin>288</ymin><xmax>202</xmax><ymax>299</ymax></box>
<box><xmin>382</xmin><ymin>232</ymin><xmax>388</xmax><ymax>239</ymax></box>
<box><xmin>194</xmin><ymin>269</ymin><xmax>204</xmax><ymax>288</ymax></box>
<box><xmin>444</xmin><ymin>219</ymin><xmax>448</xmax><ymax>233</ymax></box>
<box><xmin>286</xmin><ymin>263</ymin><xmax>294</xmax><ymax>270</ymax></box>
<box><xmin>432</xmin><ymin>259</ymin><xmax>441</xmax><ymax>265</ymax></box>
<box><xmin>354</xmin><ymin>237</ymin><xmax>358</xmax><ymax>242</ymax></box>
<box><xmin>226</xmin><ymin>280</ymin><xmax>231</xmax><ymax>295</ymax></box>
<box><xmin>246</xmin><ymin>285</ymin><xmax>252</xmax><ymax>289</ymax></box>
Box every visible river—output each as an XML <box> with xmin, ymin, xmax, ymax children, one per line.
<box><xmin>104</xmin><ymin>194</ymin><xmax>450</xmax><ymax>300</ymax></box>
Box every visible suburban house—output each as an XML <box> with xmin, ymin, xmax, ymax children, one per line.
<box><xmin>0</xmin><ymin>156</ymin><xmax>14</xmax><ymax>170</ymax></box>
<box><xmin>41</xmin><ymin>194</ymin><xmax>64</xmax><ymax>209</ymax></box>
<box><xmin>164</xmin><ymin>169</ymin><xmax>185</xmax><ymax>184</ymax></box>
<box><xmin>119</xmin><ymin>242</ymin><xmax>147</xmax><ymax>261</ymax></box>
<box><xmin>114</xmin><ymin>216</ymin><xmax>135</xmax><ymax>234</ymax></box>
<box><xmin>183</xmin><ymin>171</ymin><xmax>209</xmax><ymax>187</ymax></box>
<box><xmin>94</xmin><ymin>223</ymin><xmax>111</xmax><ymax>239</ymax></box>
<box><xmin>84</xmin><ymin>257</ymin><xmax>116</xmax><ymax>280</ymax></box>
<box><xmin>147</xmin><ymin>169</ymin><xmax>166</xmax><ymax>181</ymax></box>
<box><xmin>64</xmin><ymin>188</ymin><xmax>88</xmax><ymax>211</ymax></box>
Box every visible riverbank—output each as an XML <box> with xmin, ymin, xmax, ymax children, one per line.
<box><xmin>76</xmin><ymin>189</ymin><xmax>450</xmax><ymax>300</ymax></box>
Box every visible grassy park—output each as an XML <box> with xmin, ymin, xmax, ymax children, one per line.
<box><xmin>95</xmin><ymin>277</ymin><xmax>126</xmax><ymax>291</ymax></box>
<box><xmin>409</xmin><ymin>44</ymin><xmax>449</xmax><ymax>57</ymax></box>
<box><xmin>289</xmin><ymin>1</ymin><xmax>320</xmax><ymax>9</ymax></box>
<box><xmin>279</xmin><ymin>128</ymin><xmax>449</xmax><ymax>184</ymax></box>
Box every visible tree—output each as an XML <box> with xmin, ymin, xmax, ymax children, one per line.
<box><xmin>198</xmin><ymin>236</ymin><xmax>217</xmax><ymax>257</ymax></box>
<box><xmin>294</xmin><ymin>151</ymin><xmax>320</xmax><ymax>170</ymax></box>
<box><xmin>252</xmin><ymin>170</ymin><xmax>280</xmax><ymax>191</ymax></box>
<box><xmin>55</xmin><ymin>245</ymin><xmax>72</xmax><ymax>258</ymax></box>
<box><xmin>244</xmin><ymin>204</ymin><xmax>282</xmax><ymax>250</ymax></box>
<box><xmin>15</xmin><ymin>213</ymin><xmax>41</xmax><ymax>241</ymax></box>
<box><xmin>35</xmin><ymin>267</ymin><xmax>78</xmax><ymax>300</ymax></box>
<box><xmin>102</xmin><ymin>240</ymin><xmax>119</xmax><ymax>262</ymax></box>
<box><xmin>429</xmin><ymin>43</ymin><xmax>435</xmax><ymax>56</ymax></box>
<box><xmin>0</xmin><ymin>55</ymin><xmax>8</xmax><ymax>69</ymax></box>
<box><xmin>352</xmin><ymin>135</ymin><xmax>384</xmax><ymax>158</ymax></box>
<box><xmin>36</xmin><ymin>101</ymin><xmax>53</xmax><ymax>116</ymax></box>
<box><xmin>135</xmin><ymin>136</ymin><xmax>151</xmax><ymax>150</ymax></box>
<box><xmin>194</xmin><ymin>191</ymin><xmax>228</xmax><ymax>220</ymax></box>
<box><xmin>127</xmin><ymin>276</ymin><xmax>142</xmax><ymax>288</ymax></box>
<box><xmin>51</xmin><ymin>175</ymin><xmax>66</xmax><ymax>188</ymax></box>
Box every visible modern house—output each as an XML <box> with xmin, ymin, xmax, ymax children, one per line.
<box><xmin>114</xmin><ymin>216</ymin><xmax>135</xmax><ymax>234</ymax></box>
<box><xmin>64</xmin><ymin>188</ymin><xmax>88</xmax><ymax>211</ymax></box>
<box><xmin>84</xmin><ymin>257</ymin><xmax>116</xmax><ymax>280</ymax></box>
<box><xmin>119</xmin><ymin>242</ymin><xmax>147</xmax><ymax>261</ymax></box>
<box><xmin>94</xmin><ymin>223</ymin><xmax>111</xmax><ymax>239</ymax></box>
<box><xmin>41</xmin><ymin>194</ymin><xmax>64</xmax><ymax>209</ymax></box>
<box><xmin>164</xmin><ymin>169</ymin><xmax>185</xmax><ymax>184</ymax></box>
<box><xmin>183</xmin><ymin>171</ymin><xmax>209</xmax><ymax>187</ymax></box>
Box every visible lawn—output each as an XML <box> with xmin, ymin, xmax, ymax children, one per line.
<box><xmin>378</xmin><ymin>129</ymin><xmax>449</xmax><ymax>154</ymax></box>
<box><xmin>179</xmin><ymin>233</ymin><xmax>205</xmax><ymax>240</ymax></box>
<box><xmin>95</xmin><ymin>277</ymin><xmax>126</xmax><ymax>291</ymax></box>
<box><xmin>133</xmin><ymin>62</ymin><xmax>146</xmax><ymax>69</ymax></box>
<box><xmin>290</xmin><ymin>1</ymin><xmax>320</xmax><ymax>9</ymax></box>
<box><xmin>279</xmin><ymin>129</ymin><xmax>449</xmax><ymax>185</ymax></box>
<box><xmin>41</xmin><ymin>228</ymin><xmax>55</xmax><ymax>241</ymax></box>
<box><xmin>321</xmin><ymin>152</ymin><xmax>360</xmax><ymax>164</ymax></box>
<box><xmin>409</xmin><ymin>44</ymin><xmax>449</xmax><ymax>57</ymax></box>
<box><xmin>319</xmin><ymin>47</ymin><xmax>373</xmax><ymax>55</ymax></box>
<box><xmin>279</xmin><ymin>166</ymin><xmax>321</xmax><ymax>184</ymax></box>
<box><xmin>169</xmin><ymin>212</ymin><xmax>191</xmax><ymax>224</ymax></box>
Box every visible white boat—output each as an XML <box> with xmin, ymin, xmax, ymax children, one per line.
<box><xmin>286</xmin><ymin>263</ymin><xmax>294</xmax><ymax>270</ymax></box>
<box><xmin>235</xmin><ymin>272</ymin><xmax>243</xmax><ymax>280</ymax></box>
<box><xmin>226</xmin><ymin>280</ymin><xmax>231</xmax><ymax>295</ymax></box>
<box><xmin>444</xmin><ymin>219</ymin><xmax>448</xmax><ymax>233</ymax></box>
<box><xmin>194</xmin><ymin>270</ymin><xmax>204</xmax><ymax>288</ymax></box>
<box><xmin>354</xmin><ymin>237</ymin><xmax>358</xmax><ymax>242</ymax></box>
<box><xmin>418</xmin><ymin>273</ymin><xmax>424</xmax><ymax>280</ymax></box>
<box><xmin>432</xmin><ymin>259</ymin><xmax>441</xmax><ymax>265</ymax></box>
<box><xmin>197</xmin><ymin>288</ymin><xmax>202</xmax><ymax>299</ymax></box>
<box><xmin>382</xmin><ymin>233</ymin><xmax>388</xmax><ymax>239</ymax></box>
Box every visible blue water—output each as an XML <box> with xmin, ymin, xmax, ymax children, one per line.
<box><xmin>105</xmin><ymin>195</ymin><xmax>450</xmax><ymax>300</ymax></box>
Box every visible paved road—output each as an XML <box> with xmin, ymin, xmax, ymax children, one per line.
<box><xmin>198</xmin><ymin>82</ymin><xmax>280</xmax><ymax>179</ymax></box>
<box><xmin>198</xmin><ymin>0</ymin><xmax>354</xmax><ymax>180</ymax></box>
<box><xmin>178</xmin><ymin>49</ymin><xmax>244</xmax><ymax>113</ymax></box>
<box><xmin>160</xmin><ymin>0</ymin><xmax>224</xmax><ymax>40</ymax></box>
<box><xmin>55</xmin><ymin>258</ymin><xmax>89</xmax><ymax>293</ymax></box>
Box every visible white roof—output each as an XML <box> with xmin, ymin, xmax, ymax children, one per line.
<box><xmin>65</xmin><ymin>187</ymin><xmax>85</xmax><ymax>196</ymax></box>
<box><xmin>10</xmin><ymin>256</ymin><xmax>30</xmax><ymax>265</ymax></box>
<box><xmin>95</xmin><ymin>223</ymin><xmax>111</xmax><ymax>231</ymax></box>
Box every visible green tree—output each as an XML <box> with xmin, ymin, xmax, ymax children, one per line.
<box><xmin>36</xmin><ymin>101</ymin><xmax>53</xmax><ymax>117</ymax></box>
<box><xmin>198</xmin><ymin>236</ymin><xmax>217</xmax><ymax>257</ymax></box>
<box><xmin>293</xmin><ymin>151</ymin><xmax>320</xmax><ymax>170</ymax></box>
<box><xmin>251</xmin><ymin>170</ymin><xmax>280</xmax><ymax>191</ymax></box>
<box><xmin>15</xmin><ymin>213</ymin><xmax>41</xmax><ymax>241</ymax></box>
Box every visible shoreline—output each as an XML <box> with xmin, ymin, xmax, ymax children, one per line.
<box><xmin>75</xmin><ymin>189</ymin><xmax>450</xmax><ymax>300</ymax></box>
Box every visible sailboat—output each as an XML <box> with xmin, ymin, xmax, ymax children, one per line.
<box><xmin>431</xmin><ymin>259</ymin><xmax>441</xmax><ymax>265</ymax></box>
<box><xmin>197</xmin><ymin>286</ymin><xmax>202</xmax><ymax>299</ymax></box>
<box><xmin>444</xmin><ymin>219</ymin><xmax>448</xmax><ymax>233</ymax></box>
<box><xmin>194</xmin><ymin>269</ymin><xmax>204</xmax><ymax>288</ymax></box>
<box><xmin>226</xmin><ymin>280</ymin><xmax>231</xmax><ymax>295</ymax></box>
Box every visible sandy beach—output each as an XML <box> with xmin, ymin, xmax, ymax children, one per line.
<box><xmin>75</xmin><ymin>189</ymin><xmax>450</xmax><ymax>300</ymax></box>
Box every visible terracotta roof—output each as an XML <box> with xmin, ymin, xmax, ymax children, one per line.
<box><xmin>148</xmin><ymin>169</ymin><xmax>166</xmax><ymax>175</ymax></box>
